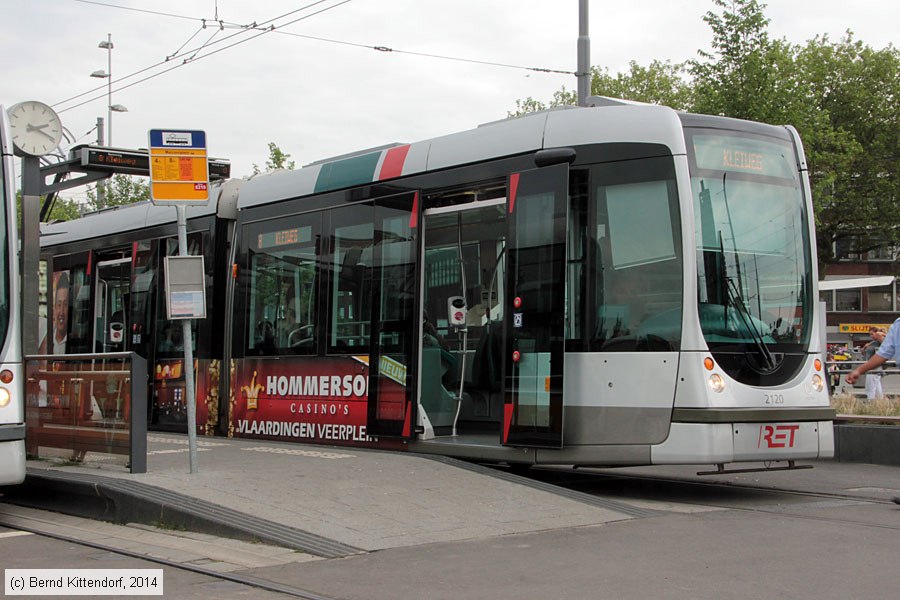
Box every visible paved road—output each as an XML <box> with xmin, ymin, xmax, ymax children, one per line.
<box><xmin>4</xmin><ymin>465</ymin><xmax>899</xmax><ymax>600</ymax></box>
<box><xmin>1</xmin><ymin>524</ymin><xmax>294</xmax><ymax>599</ymax></box>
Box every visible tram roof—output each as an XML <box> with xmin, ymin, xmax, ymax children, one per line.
<box><xmin>236</xmin><ymin>101</ymin><xmax>688</xmax><ymax>210</ymax></box>
<box><xmin>40</xmin><ymin>179</ymin><xmax>241</xmax><ymax>248</ymax></box>
<box><xmin>44</xmin><ymin>100</ymin><xmax>787</xmax><ymax>246</ymax></box>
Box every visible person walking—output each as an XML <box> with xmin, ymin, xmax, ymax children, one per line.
<box><xmin>847</xmin><ymin>321</ymin><xmax>898</xmax><ymax>385</ymax></box>
<box><xmin>861</xmin><ymin>326</ymin><xmax>886</xmax><ymax>401</ymax></box>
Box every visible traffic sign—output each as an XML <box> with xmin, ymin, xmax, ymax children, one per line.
<box><xmin>148</xmin><ymin>129</ymin><xmax>209</xmax><ymax>205</ymax></box>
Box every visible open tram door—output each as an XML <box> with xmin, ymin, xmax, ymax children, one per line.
<box><xmin>365</xmin><ymin>192</ymin><xmax>421</xmax><ymax>439</ymax></box>
<box><xmin>93</xmin><ymin>257</ymin><xmax>132</xmax><ymax>354</ymax></box>
<box><xmin>502</xmin><ymin>163</ymin><xmax>569</xmax><ymax>448</ymax></box>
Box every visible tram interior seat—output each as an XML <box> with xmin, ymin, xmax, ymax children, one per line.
<box><xmin>289</xmin><ymin>325</ymin><xmax>315</xmax><ymax>349</ymax></box>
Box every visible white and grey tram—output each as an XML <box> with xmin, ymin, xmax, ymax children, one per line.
<box><xmin>41</xmin><ymin>99</ymin><xmax>834</xmax><ymax>470</ymax></box>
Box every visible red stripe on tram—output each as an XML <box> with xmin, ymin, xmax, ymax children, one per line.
<box><xmin>378</xmin><ymin>145</ymin><xmax>411</xmax><ymax>181</ymax></box>
<box><xmin>86</xmin><ymin>250</ymin><xmax>93</xmax><ymax>275</ymax></box>
<box><xmin>503</xmin><ymin>403</ymin><xmax>514</xmax><ymax>444</ymax></box>
<box><xmin>508</xmin><ymin>173</ymin><xmax>520</xmax><ymax>214</ymax></box>
<box><xmin>409</xmin><ymin>192</ymin><xmax>419</xmax><ymax>229</ymax></box>
<box><xmin>402</xmin><ymin>401</ymin><xmax>412</xmax><ymax>437</ymax></box>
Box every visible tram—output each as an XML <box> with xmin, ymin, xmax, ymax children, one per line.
<box><xmin>41</xmin><ymin>100</ymin><xmax>835</xmax><ymax>468</ymax></box>
<box><xmin>0</xmin><ymin>107</ymin><xmax>26</xmax><ymax>484</ymax></box>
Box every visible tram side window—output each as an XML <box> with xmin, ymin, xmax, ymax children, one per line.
<box><xmin>590</xmin><ymin>156</ymin><xmax>683</xmax><ymax>351</ymax></box>
<box><xmin>131</xmin><ymin>240</ymin><xmax>157</xmax><ymax>358</ymax></box>
<box><xmin>245</xmin><ymin>214</ymin><xmax>320</xmax><ymax>356</ymax></box>
<box><xmin>326</xmin><ymin>205</ymin><xmax>374</xmax><ymax>353</ymax></box>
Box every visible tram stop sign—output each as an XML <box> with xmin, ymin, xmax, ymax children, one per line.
<box><xmin>148</xmin><ymin>129</ymin><xmax>209</xmax><ymax>205</ymax></box>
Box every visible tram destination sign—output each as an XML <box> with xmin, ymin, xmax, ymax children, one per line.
<box><xmin>73</xmin><ymin>145</ymin><xmax>231</xmax><ymax>180</ymax></box>
<box><xmin>149</xmin><ymin>129</ymin><xmax>210</xmax><ymax>206</ymax></box>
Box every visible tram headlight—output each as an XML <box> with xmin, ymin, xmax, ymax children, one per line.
<box><xmin>707</xmin><ymin>374</ymin><xmax>726</xmax><ymax>393</ymax></box>
<box><xmin>811</xmin><ymin>374</ymin><xmax>824</xmax><ymax>393</ymax></box>
<box><xmin>0</xmin><ymin>387</ymin><xmax>10</xmax><ymax>408</ymax></box>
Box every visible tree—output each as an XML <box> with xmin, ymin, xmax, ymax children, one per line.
<box><xmin>86</xmin><ymin>174</ymin><xmax>150</xmax><ymax>211</ymax></box>
<box><xmin>794</xmin><ymin>34</ymin><xmax>900</xmax><ymax>269</ymax></box>
<box><xmin>252</xmin><ymin>142</ymin><xmax>296</xmax><ymax>175</ymax></box>
<box><xmin>15</xmin><ymin>192</ymin><xmax>84</xmax><ymax>227</ymax></box>
<box><xmin>508</xmin><ymin>61</ymin><xmax>691</xmax><ymax>117</ymax></box>
<box><xmin>689</xmin><ymin>0</ymin><xmax>801</xmax><ymax>125</ymax></box>
<box><xmin>592</xmin><ymin>61</ymin><xmax>694</xmax><ymax>110</ymax></box>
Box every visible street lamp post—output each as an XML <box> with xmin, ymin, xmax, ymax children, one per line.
<box><xmin>90</xmin><ymin>33</ymin><xmax>128</xmax><ymax>146</ymax></box>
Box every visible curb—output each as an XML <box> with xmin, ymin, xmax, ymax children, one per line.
<box><xmin>2</xmin><ymin>468</ymin><xmax>363</xmax><ymax>559</ymax></box>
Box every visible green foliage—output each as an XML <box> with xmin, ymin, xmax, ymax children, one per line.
<box><xmin>86</xmin><ymin>174</ymin><xmax>150</xmax><ymax>211</ymax></box>
<box><xmin>252</xmin><ymin>142</ymin><xmax>296</xmax><ymax>175</ymax></box>
<box><xmin>592</xmin><ymin>61</ymin><xmax>694</xmax><ymax>110</ymax></box>
<box><xmin>794</xmin><ymin>34</ymin><xmax>900</xmax><ymax>267</ymax></box>
<box><xmin>15</xmin><ymin>191</ymin><xmax>84</xmax><ymax>227</ymax></box>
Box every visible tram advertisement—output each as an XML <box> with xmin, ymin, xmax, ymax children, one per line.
<box><xmin>231</xmin><ymin>356</ymin><xmax>390</xmax><ymax>446</ymax></box>
<box><xmin>154</xmin><ymin>359</ymin><xmax>216</xmax><ymax>433</ymax></box>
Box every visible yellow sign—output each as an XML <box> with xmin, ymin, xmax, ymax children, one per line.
<box><xmin>148</xmin><ymin>129</ymin><xmax>209</xmax><ymax>205</ymax></box>
<box><xmin>838</xmin><ymin>323</ymin><xmax>892</xmax><ymax>334</ymax></box>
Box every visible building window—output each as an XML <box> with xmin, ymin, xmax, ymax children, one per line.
<box><xmin>819</xmin><ymin>290</ymin><xmax>834</xmax><ymax>312</ymax></box>
<box><xmin>866</xmin><ymin>244</ymin><xmax>899</xmax><ymax>262</ymax></box>
<box><xmin>834</xmin><ymin>288</ymin><xmax>861</xmax><ymax>312</ymax></box>
<box><xmin>867</xmin><ymin>282</ymin><xmax>897</xmax><ymax>312</ymax></box>
<box><xmin>834</xmin><ymin>237</ymin><xmax>863</xmax><ymax>261</ymax></box>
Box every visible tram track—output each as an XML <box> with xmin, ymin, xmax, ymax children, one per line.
<box><xmin>522</xmin><ymin>466</ymin><xmax>900</xmax><ymax>531</ymax></box>
<box><xmin>0</xmin><ymin>512</ymin><xmax>336</xmax><ymax>600</ymax></box>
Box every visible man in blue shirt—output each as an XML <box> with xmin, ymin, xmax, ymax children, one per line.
<box><xmin>846</xmin><ymin>317</ymin><xmax>900</xmax><ymax>504</ymax></box>
<box><xmin>847</xmin><ymin>319</ymin><xmax>900</xmax><ymax>385</ymax></box>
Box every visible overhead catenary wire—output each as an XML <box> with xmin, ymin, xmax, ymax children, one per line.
<box><xmin>55</xmin><ymin>0</ymin><xmax>349</xmax><ymax>112</ymax></box>
<box><xmin>55</xmin><ymin>0</ymin><xmax>574</xmax><ymax>113</ymax></box>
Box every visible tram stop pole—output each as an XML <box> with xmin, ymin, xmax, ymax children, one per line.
<box><xmin>176</xmin><ymin>205</ymin><xmax>199</xmax><ymax>474</ymax></box>
<box><xmin>149</xmin><ymin>128</ymin><xmax>210</xmax><ymax>475</ymax></box>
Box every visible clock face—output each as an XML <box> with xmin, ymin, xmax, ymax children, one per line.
<box><xmin>7</xmin><ymin>100</ymin><xmax>63</xmax><ymax>157</ymax></box>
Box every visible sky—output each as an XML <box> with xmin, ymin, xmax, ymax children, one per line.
<box><xmin>2</xmin><ymin>0</ymin><xmax>897</xmax><ymax>201</ymax></box>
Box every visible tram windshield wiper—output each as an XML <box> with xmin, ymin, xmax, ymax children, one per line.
<box><xmin>725</xmin><ymin>277</ymin><xmax>777</xmax><ymax>372</ymax></box>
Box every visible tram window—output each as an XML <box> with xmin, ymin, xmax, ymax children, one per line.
<box><xmin>587</xmin><ymin>156</ymin><xmax>682</xmax><ymax>351</ymax></box>
<box><xmin>131</xmin><ymin>240</ymin><xmax>158</xmax><ymax>358</ymax></box>
<box><xmin>567</xmin><ymin>170</ymin><xmax>590</xmax><ymax>345</ymax></box>
<box><xmin>326</xmin><ymin>206</ymin><xmax>374</xmax><ymax>353</ymax></box>
<box><xmin>245</xmin><ymin>214</ymin><xmax>321</xmax><ymax>356</ymax></box>
<box><xmin>66</xmin><ymin>267</ymin><xmax>89</xmax><ymax>352</ymax></box>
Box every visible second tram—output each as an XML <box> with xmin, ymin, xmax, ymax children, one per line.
<box><xmin>0</xmin><ymin>106</ymin><xmax>26</xmax><ymax>484</ymax></box>
<box><xmin>40</xmin><ymin>100</ymin><xmax>835</xmax><ymax>468</ymax></box>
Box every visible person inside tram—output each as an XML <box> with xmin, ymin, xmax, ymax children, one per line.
<box><xmin>158</xmin><ymin>322</ymin><xmax>183</xmax><ymax>353</ymax></box>
<box><xmin>254</xmin><ymin>319</ymin><xmax>277</xmax><ymax>354</ymax></box>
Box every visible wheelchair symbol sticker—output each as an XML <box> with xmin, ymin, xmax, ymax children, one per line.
<box><xmin>513</xmin><ymin>313</ymin><xmax>523</xmax><ymax>328</ymax></box>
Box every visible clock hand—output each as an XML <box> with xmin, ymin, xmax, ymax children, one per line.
<box><xmin>33</xmin><ymin>128</ymin><xmax>58</xmax><ymax>142</ymax></box>
<box><xmin>26</xmin><ymin>123</ymin><xmax>50</xmax><ymax>131</ymax></box>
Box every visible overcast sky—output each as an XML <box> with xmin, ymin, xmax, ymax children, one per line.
<box><xmin>2</xmin><ymin>0</ymin><xmax>897</xmax><ymax>200</ymax></box>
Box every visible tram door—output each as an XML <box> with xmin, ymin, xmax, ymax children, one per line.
<box><xmin>366</xmin><ymin>193</ymin><xmax>420</xmax><ymax>437</ymax></box>
<box><xmin>502</xmin><ymin>164</ymin><xmax>569</xmax><ymax>448</ymax></box>
<box><xmin>93</xmin><ymin>258</ymin><xmax>132</xmax><ymax>354</ymax></box>
<box><xmin>420</xmin><ymin>200</ymin><xmax>508</xmax><ymax>437</ymax></box>
<box><xmin>90</xmin><ymin>257</ymin><xmax>132</xmax><ymax>420</ymax></box>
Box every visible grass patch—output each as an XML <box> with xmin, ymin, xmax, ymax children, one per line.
<box><xmin>831</xmin><ymin>393</ymin><xmax>900</xmax><ymax>417</ymax></box>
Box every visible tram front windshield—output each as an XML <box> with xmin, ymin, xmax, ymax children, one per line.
<box><xmin>689</xmin><ymin>130</ymin><xmax>812</xmax><ymax>382</ymax></box>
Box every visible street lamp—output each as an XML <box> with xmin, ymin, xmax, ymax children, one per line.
<box><xmin>90</xmin><ymin>33</ymin><xmax>127</xmax><ymax>146</ymax></box>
